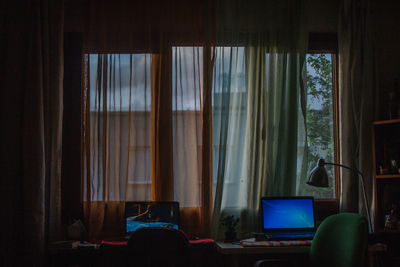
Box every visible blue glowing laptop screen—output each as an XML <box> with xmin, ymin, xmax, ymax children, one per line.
<box><xmin>262</xmin><ymin>198</ymin><xmax>315</xmax><ymax>230</ymax></box>
<box><xmin>125</xmin><ymin>202</ymin><xmax>179</xmax><ymax>233</ymax></box>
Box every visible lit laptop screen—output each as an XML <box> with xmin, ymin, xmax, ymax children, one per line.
<box><xmin>262</xmin><ymin>198</ymin><xmax>315</xmax><ymax>230</ymax></box>
<box><xmin>125</xmin><ymin>202</ymin><xmax>179</xmax><ymax>233</ymax></box>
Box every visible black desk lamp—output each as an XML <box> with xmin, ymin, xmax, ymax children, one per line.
<box><xmin>307</xmin><ymin>158</ymin><xmax>373</xmax><ymax>233</ymax></box>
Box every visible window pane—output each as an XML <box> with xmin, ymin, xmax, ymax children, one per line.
<box><xmin>88</xmin><ymin>54</ymin><xmax>151</xmax><ymax>112</ymax></box>
<box><xmin>305</xmin><ymin>53</ymin><xmax>336</xmax><ymax>199</ymax></box>
<box><xmin>172</xmin><ymin>47</ymin><xmax>203</xmax><ymax>111</ymax></box>
<box><xmin>84</xmin><ymin>54</ymin><xmax>152</xmax><ymax>201</ymax></box>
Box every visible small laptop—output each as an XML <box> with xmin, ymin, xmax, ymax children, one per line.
<box><xmin>260</xmin><ymin>196</ymin><xmax>316</xmax><ymax>240</ymax></box>
<box><xmin>124</xmin><ymin>201</ymin><xmax>180</xmax><ymax>239</ymax></box>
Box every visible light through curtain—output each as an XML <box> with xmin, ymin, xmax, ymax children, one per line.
<box><xmin>211</xmin><ymin>0</ymin><xmax>309</xmax><ymax>239</ymax></box>
<box><xmin>81</xmin><ymin>0</ymin><xmax>216</xmax><ymax>239</ymax></box>
<box><xmin>83</xmin><ymin>53</ymin><xmax>152</xmax><ymax>239</ymax></box>
<box><xmin>172</xmin><ymin>46</ymin><xmax>204</xmax><ymax>235</ymax></box>
<box><xmin>212</xmin><ymin>46</ymin><xmax>248</xmax><ymax>210</ymax></box>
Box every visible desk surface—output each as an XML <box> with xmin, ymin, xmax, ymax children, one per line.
<box><xmin>215</xmin><ymin>241</ymin><xmax>310</xmax><ymax>255</ymax></box>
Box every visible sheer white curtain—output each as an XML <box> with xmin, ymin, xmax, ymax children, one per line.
<box><xmin>172</xmin><ymin>46</ymin><xmax>205</xmax><ymax>234</ymax></box>
<box><xmin>211</xmin><ymin>0</ymin><xmax>309</xmax><ymax>239</ymax></box>
<box><xmin>82</xmin><ymin>0</ymin><xmax>215</xmax><ymax>239</ymax></box>
<box><xmin>172</xmin><ymin>46</ymin><xmax>203</xmax><ymax>207</ymax></box>
<box><xmin>83</xmin><ymin>53</ymin><xmax>152</xmax><ymax>239</ymax></box>
<box><xmin>83</xmin><ymin>49</ymin><xmax>209</xmax><ymax>238</ymax></box>
<box><xmin>212</xmin><ymin>45</ymin><xmax>249</xmax><ymax>210</ymax></box>
<box><xmin>211</xmin><ymin>44</ymin><xmax>308</xmax><ymax>238</ymax></box>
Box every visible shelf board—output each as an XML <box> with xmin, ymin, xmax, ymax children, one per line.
<box><xmin>376</xmin><ymin>174</ymin><xmax>400</xmax><ymax>179</ymax></box>
<box><xmin>373</xmin><ymin>119</ymin><xmax>400</xmax><ymax>125</ymax></box>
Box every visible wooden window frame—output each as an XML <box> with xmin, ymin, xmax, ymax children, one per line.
<box><xmin>308</xmin><ymin>32</ymin><xmax>340</xmax><ymax>220</ymax></box>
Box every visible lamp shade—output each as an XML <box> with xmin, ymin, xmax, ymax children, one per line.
<box><xmin>307</xmin><ymin>158</ymin><xmax>329</xmax><ymax>187</ymax></box>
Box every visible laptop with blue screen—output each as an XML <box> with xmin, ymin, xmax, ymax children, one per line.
<box><xmin>261</xmin><ymin>196</ymin><xmax>316</xmax><ymax>240</ymax></box>
<box><xmin>124</xmin><ymin>201</ymin><xmax>180</xmax><ymax>238</ymax></box>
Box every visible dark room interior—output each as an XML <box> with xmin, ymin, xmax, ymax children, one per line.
<box><xmin>2</xmin><ymin>0</ymin><xmax>400</xmax><ymax>266</ymax></box>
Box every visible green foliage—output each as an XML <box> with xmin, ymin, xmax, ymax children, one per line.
<box><xmin>220</xmin><ymin>215</ymin><xmax>239</xmax><ymax>232</ymax></box>
<box><xmin>305</xmin><ymin>54</ymin><xmax>335</xmax><ymax>198</ymax></box>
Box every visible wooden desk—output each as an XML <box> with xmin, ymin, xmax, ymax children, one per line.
<box><xmin>216</xmin><ymin>241</ymin><xmax>310</xmax><ymax>254</ymax></box>
<box><xmin>47</xmin><ymin>247</ymin><xmax>102</xmax><ymax>267</ymax></box>
<box><xmin>48</xmin><ymin>242</ymin><xmax>217</xmax><ymax>267</ymax></box>
<box><xmin>215</xmin><ymin>242</ymin><xmax>310</xmax><ymax>267</ymax></box>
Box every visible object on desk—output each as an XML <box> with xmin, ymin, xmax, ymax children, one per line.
<box><xmin>220</xmin><ymin>214</ymin><xmax>239</xmax><ymax>242</ymax></box>
<box><xmin>189</xmin><ymin>238</ymin><xmax>215</xmax><ymax>245</ymax></box>
<box><xmin>101</xmin><ymin>240</ymin><xmax>128</xmax><ymax>246</ymax></box>
<box><xmin>77</xmin><ymin>242</ymin><xmax>100</xmax><ymax>249</ymax></box>
<box><xmin>100</xmin><ymin>238</ymin><xmax>214</xmax><ymax>247</ymax></box>
<box><xmin>67</xmin><ymin>219</ymin><xmax>86</xmax><ymax>241</ymax></box>
<box><xmin>125</xmin><ymin>201</ymin><xmax>180</xmax><ymax>236</ymax></box>
<box><xmin>49</xmin><ymin>240</ymin><xmax>80</xmax><ymax>249</ymax></box>
<box><xmin>240</xmin><ymin>238</ymin><xmax>312</xmax><ymax>247</ymax></box>
<box><xmin>260</xmin><ymin>197</ymin><xmax>316</xmax><ymax>240</ymax></box>
<box><xmin>253</xmin><ymin>232</ymin><xmax>269</xmax><ymax>241</ymax></box>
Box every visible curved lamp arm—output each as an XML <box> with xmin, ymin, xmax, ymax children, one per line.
<box><xmin>308</xmin><ymin>159</ymin><xmax>373</xmax><ymax>233</ymax></box>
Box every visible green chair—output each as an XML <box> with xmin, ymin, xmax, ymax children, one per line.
<box><xmin>309</xmin><ymin>212</ymin><xmax>368</xmax><ymax>267</ymax></box>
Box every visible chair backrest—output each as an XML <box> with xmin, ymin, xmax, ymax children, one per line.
<box><xmin>126</xmin><ymin>227</ymin><xmax>190</xmax><ymax>267</ymax></box>
<box><xmin>309</xmin><ymin>213</ymin><xmax>368</xmax><ymax>267</ymax></box>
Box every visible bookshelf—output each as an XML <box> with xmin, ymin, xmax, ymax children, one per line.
<box><xmin>372</xmin><ymin>119</ymin><xmax>400</xmax><ymax>232</ymax></box>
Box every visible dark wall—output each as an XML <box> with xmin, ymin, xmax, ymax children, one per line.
<box><xmin>62</xmin><ymin>32</ymin><xmax>83</xmax><ymax>223</ymax></box>
<box><xmin>0</xmin><ymin>17</ymin><xmax>26</xmax><ymax>267</ymax></box>
<box><xmin>371</xmin><ymin>0</ymin><xmax>400</xmax><ymax>119</ymax></box>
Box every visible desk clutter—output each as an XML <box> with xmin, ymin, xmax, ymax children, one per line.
<box><xmin>240</xmin><ymin>238</ymin><xmax>312</xmax><ymax>247</ymax></box>
<box><xmin>49</xmin><ymin>240</ymin><xmax>100</xmax><ymax>249</ymax></box>
<box><xmin>49</xmin><ymin>240</ymin><xmax>80</xmax><ymax>249</ymax></box>
<box><xmin>101</xmin><ymin>238</ymin><xmax>215</xmax><ymax>247</ymax></box>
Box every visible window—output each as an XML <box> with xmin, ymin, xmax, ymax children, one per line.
<box><xmin>305</xmin><ymin>33</ymin><xmax>339</xmax><ymax>200</ymax></box>
<box><xmin>82</xmin><ymin>36</ymin><xmax>338</xmax><ymax>205</ymax></box>
<box><xmin>211</xmin><ymin>43</ymin><xmax>338</xmax><ymax>206</ymax></box>
<box><xmin>83</xmin><ymin>49</ymin><xmax>205</xmax><ymax>207</ymax></box>
<box><xmin>83</xmin><ymin>53</ymin><xmax>153</xmax><ymax>201</ymax></box>
<box><xmin>304</xmin><ymin>52</ymin><xmax>337</xmax><ymax>199</ymax></box>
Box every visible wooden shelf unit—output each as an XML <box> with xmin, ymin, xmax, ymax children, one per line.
<box><xmin>373</xmin><ymin>120</ymin><xmax>400</xmax><ymax>233</ymax></box>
